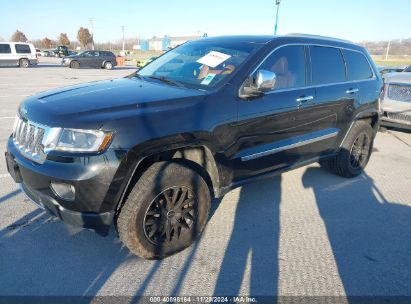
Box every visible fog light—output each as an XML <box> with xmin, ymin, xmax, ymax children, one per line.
<box><xmin>50</xmin><ymin>182</ymin><xmax>75</xmax><ymax>201</ymax></box>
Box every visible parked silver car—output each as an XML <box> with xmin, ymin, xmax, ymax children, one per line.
<box><xmin>381</xmin><ymin>73</ymin><xmax>411</xmax><ymax>129</ymax></box>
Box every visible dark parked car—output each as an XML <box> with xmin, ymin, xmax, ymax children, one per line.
<box><xmin>403</xmin><ymin>65</ymin><xmax>411</xmax><ymax>72</ymax></box>
<box><xmin>53</xmin><ymin>45</ymin><xmax>69</xmax><ymax>57</ymax></box>
<box><xmin>62</xmin><ymin>50</ymin><xmax>117</xmax><ymax>69</ymax></box>
<box><xmin>378</xmin><ymin>66</ymin><xmax>404</xmax><ymax>76</ymax></box>
<box><xmin>6</xmin><ymin>35</ymin><xmax>382</xmax><ymax>259</ymax></box>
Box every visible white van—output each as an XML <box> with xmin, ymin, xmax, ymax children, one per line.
<box><xmin>0</xmin><ymin>42</ymin><xmax>38</xmax><ymax>68</ymax></box>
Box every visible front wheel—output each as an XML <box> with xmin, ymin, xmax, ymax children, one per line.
<box><xmin>323</xmin><ymin>121</ymin><xmax>374</xmax><ymax>178</ymax></box>
<box><xmin>117</xmin><ymin>161</ymin><xmax>211</xmax><ymax>259</ymax></box>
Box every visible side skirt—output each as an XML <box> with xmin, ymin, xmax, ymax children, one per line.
<box><xmin>215</xmin><ymin>153</ymin><xmax>337</xmax><ymax>198</ymax></box>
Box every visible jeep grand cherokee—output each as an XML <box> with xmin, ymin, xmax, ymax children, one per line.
<box><xmin>5</xmin><ymin>35</ymin><xmax>383</xmax><ymax>259</ymax></box>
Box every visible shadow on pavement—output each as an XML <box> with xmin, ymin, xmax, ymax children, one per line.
<box><xmin>303</xmin><ymin>167</ymin><xmax>411</xmax><ymax>296</ymax></box>
<box><xmin>214</xmin><ymin>176</ymin><xmax>281</xmax><ymax>296</ymax></box>
<box><xmin>0</xmin><ymin>189</ymin><xmax>21</xmax><ymax>204</ymax></box>
<box><xmin>2</xmin><ymin>165</ymin><xmax>409</xmax><ymax>298</ymax></box>
<box><xmin>0</xmin><ymin>206</ymin><xmax>132</xmax><ymax>297</ymax></box>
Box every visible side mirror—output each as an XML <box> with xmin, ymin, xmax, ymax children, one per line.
<box><xmin>254</xmin><ymin>69</ymin><xmax>276</xmax><ymax>91</ymax></box>
<box><xmin>239</xmin><ymin>69</ymin><xmax>277</xmax><ymax>99</ymax></box>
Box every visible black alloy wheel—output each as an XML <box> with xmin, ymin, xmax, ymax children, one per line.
<box><xmin>349</xmin><ymin>133</ymin><xmax>371</xmax><ymax>170</ymax></box>
<box><xmin>143</xmin><ymin>186</ymin><xmax>197</xmax><ymax>246</ymax></box>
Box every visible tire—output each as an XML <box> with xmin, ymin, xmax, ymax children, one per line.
<box><xmin>324</xmin><ymin>121</ymin><xmax>374</xmax><ymax>178</ymax></box>
<box><xmin>70</xmin><ymin>61</ymin><xmax>79</xmax><ymax>69</ymax></box>
<box><xmin>19</xmin><ymin>58</ymin><xmax>29</xmax><ymax>68</ymax></box>
<box><xmin>104</xmin><ymin>61</ymin><xmax>113</xmax><ymax>70</ymax></box>
<box><xmin>117</xmin><ymin>161</ymin><xmax>211</xmax><ymax>259</ymax></box>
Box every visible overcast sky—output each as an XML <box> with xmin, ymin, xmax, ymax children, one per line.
<box><xmin>1</xmin><ymin>0</ymin><xmax>409</xmax><ymax>43</ymax></box>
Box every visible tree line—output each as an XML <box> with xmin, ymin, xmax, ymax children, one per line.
<box><xmin>4</xmin><ymin>28</ymin><xmax>93</xmax><ymax>49</ymax></box>
<box><xmin>359</xmin><ymin>38</ymin><xmax>411</xmax><ymax>56</ymax></box>
<box><xmin>3</xmin><ymin>29</ymin><xmax>411</xmax><ymax>56</ymax></box>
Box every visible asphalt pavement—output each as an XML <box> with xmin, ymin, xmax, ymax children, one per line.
<box><xmin>0</xmin><ymin>58</ymin><xmax>410</xmax><ymax>299</ymax></box>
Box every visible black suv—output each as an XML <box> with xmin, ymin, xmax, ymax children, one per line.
<box><xmin>5</xmin><ymin>35</ymin><xmax>382</xmax><ymax>259</ymax></box>
<box><xmin>62</xmin><ymin>50</ymin><xmax>117</xmax><ymax>69</ymax></box>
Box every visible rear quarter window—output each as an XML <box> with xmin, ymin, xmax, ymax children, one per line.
<box><xmin>0</xmin><ymin>44</ymin><xmax>12</xmax><ymax>54</ymax></box>
<box><xmin>343</xmin><ymin>50</ymin><xmax>373</xmax><ymax>80</ymax></box>
<box><xmin>310</xmin><ymin>46</ymin><xmax>346</xmax><ymax>85</ymax></box>
<box><xmin>102</xmin><ymin>51</ymin><xmax>114</xmax><ymax>56</ymax></box>
<box><xmin>15</xmin><ymin>44</ymin><xmax>32</xmax><ymax>54</ymax></box>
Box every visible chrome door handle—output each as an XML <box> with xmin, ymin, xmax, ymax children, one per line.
<box><xmin>296</xmin><ymin>96</ymin><xmax>314</xmax><ymax>103</ymax></box>
<box><xmin>346</xmin><ymin>88</ymin><xmax>359</xmax><ymax>94</ymax></box>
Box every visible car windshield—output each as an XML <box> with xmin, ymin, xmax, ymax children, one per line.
<box><xmin>134</xmin><ymin>39</ymin><xmax>263</xmax><ymax>90</ymax></box>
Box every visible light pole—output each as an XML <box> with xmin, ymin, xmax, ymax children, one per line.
<box><xmin>89</xmin><ymin>17</ymin><xmax>94</xmax><ymax>50</ymax></box>
<box><xmin>274</xmin><ymin>0</ymin><xmax>281</xmax><ymax>35</ymax></box>
<box><xmin>385</xmin><ymin>40</ymin><xmax>391</xmax><ymax>61</ymax></box>
<box><xmin>121</xmin><ymin>25</ymin><xmax>125</xmax><ymax>53</ymax></box>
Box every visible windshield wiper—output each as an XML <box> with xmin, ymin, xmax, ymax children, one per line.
<box><xmin>147</xmin><ymin>76</ymin><xmax>185</xmax><ymax>88</ymax></box>
<box><xmin>129</xmin><ymin>72</ymin><xmax>144</xmax><ymax>80</ymax></box>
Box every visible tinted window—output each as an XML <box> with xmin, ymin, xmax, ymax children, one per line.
<box><xmin>310</xmin><ymin>46</ymin><xmax>346</xmax><ymax>85</ymax></box>
<box><xmin>343</xmin><ymin>50</ymin><xmax>373</xmax><ymax>80</ymax></box>
<box><xmin>138</xmin><ymin>40</ymin><xmax>260</xmax><ymax>90</ymax></box>
<box><xmin>82</xmin><ymin>51</ymin><xmax>93</xmax><ymax>57</ymax></box>
<box><xmin>0</xmin><ymin>44</ymin><xmax>11</xmax><ymax>53</ymax></box>
<box><xmin>15</xmin><ymin>44</ymin><xmax>31</xmax><ymax>54</ymax></box>
<box><xmin>259</xmin><ymin>45</ymin><xmax>306</xmax><ymax>90</ymax></box>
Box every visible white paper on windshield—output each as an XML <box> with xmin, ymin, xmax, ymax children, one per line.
<box><xmin>197</xmin><ymin>51</ymin><xmax>231</xmax><ymax>68</ymax></box>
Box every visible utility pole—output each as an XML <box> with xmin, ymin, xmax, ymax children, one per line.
<box><xmin>385</xmin><ymin>40</ymin><xmax>391</xmax><ymax>61</ymax></box>
<box><xmin>89</xmin><ymin>17</ymin><xmax>94</xmax><ymax>50</ymax></box>
<box><xmin>121</xmin><ymin>25</ymin><xmax>125</xmax><ymax>53</ymax></box>
<box><xmin>274</xmin><ymin>0</ymin><xmax>281</xmax><ymax>35</ymax></box>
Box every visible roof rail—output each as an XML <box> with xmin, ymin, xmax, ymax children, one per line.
<box><xmin>286</xmin><ymin>33</ymin><xmax>353</xmax><ymax>44</ymax></box>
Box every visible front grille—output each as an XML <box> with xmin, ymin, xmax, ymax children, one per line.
<box><xmin>386</xmin><ymin>112</ymin><xmax>411</xmax><ymax>124</ymax></box>
<box><xmin>387</xmin><ymin>84</ymin><xmax>411</xmax><ymax>102</ymax></box>
<box><xmin>12</xmin><ymin>116</ymin><xmax>47</xmax><ymax>163</ymax></box>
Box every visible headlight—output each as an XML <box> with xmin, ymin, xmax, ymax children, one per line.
<box><xmin>44</xmin><ymin>128</ymin><xmax>113</xmax><ymax>153</ymax></box>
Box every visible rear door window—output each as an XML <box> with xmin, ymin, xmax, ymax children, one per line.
<box><xmin>310</xmin><ymin>46</ymin><xmax>346</xmax><ymax>85</ymax></box>
<box><xmin>259</xmin><ymin>45</ymin><xmax>306</xmax><ymax>90</ymax></box>
<box><xmin>343</xmin><ymin>50</ymin><xmax>373</xmax><ymax>80</ymax></box>
<box><xmin>0</xmin><ymin>44</ymin><xmax>12</xmax><ymax>53</ymax></box>
<box><xmin>82</xmin><ymin>51</ymin><xmax>93</xmax><ymax>57</ymax></box>
<box><xmin>15</xmin><ymin>44</ymin><xmax>31</xmax><ymax>54</ymax></box>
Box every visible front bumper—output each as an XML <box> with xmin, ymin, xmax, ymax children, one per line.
<box><xmin>6</xmin><ymin>137</ymin><xmax>127</xmax><ymax>235</ymax></box>
<box><xmin>381</xmin><ymin>112</ymin><xmax>411</xmax><ymax>130</ymax></box>
<box><xmin>381</xmin><ymin>100</ymin><xmax>411</xmax><ymax>130</ymax></box>
<box><xmin>19</xmin><ymin>182</ymin><xmax>114</xmax><ymax>235</ymax></box>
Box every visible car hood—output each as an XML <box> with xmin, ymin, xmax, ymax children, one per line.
<box><xmin>384</xmin><ymin>73</ymin><xmax>411</xmax><ymax>84</ymax></box>
<box><xmin>19</xmin><ymin>77</ymin><xmax>207</xmax><ymax>129</ymax></box>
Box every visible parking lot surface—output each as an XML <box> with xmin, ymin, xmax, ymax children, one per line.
<box><xmin>0</xmin><ymin>59</ymin><xmax>411</xmax><ymax>298</ymax></box>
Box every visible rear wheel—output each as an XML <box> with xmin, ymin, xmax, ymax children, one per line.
<box><xmin>324</xmin><ymin>121</ymin><xmax>374</xmax><ymax>178</ymax></box>
<box><xmin>117</xmin><ymin>161</ymin><xmax>211</xmax><ymax>259</ymax></box>
<box><xmin>70</xmin><ymin>61</ymin><xmax>79</xmax><ymax>69</ymax></box>
<box><xmin>104</xmin><ymin>61</ymin><xmax>113</xmax><ymax>70</ymax></box>
<box><xmin>19</xmin><ymin>58</ymin><xmax>29</xmax><ymax>68</ymax></box>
